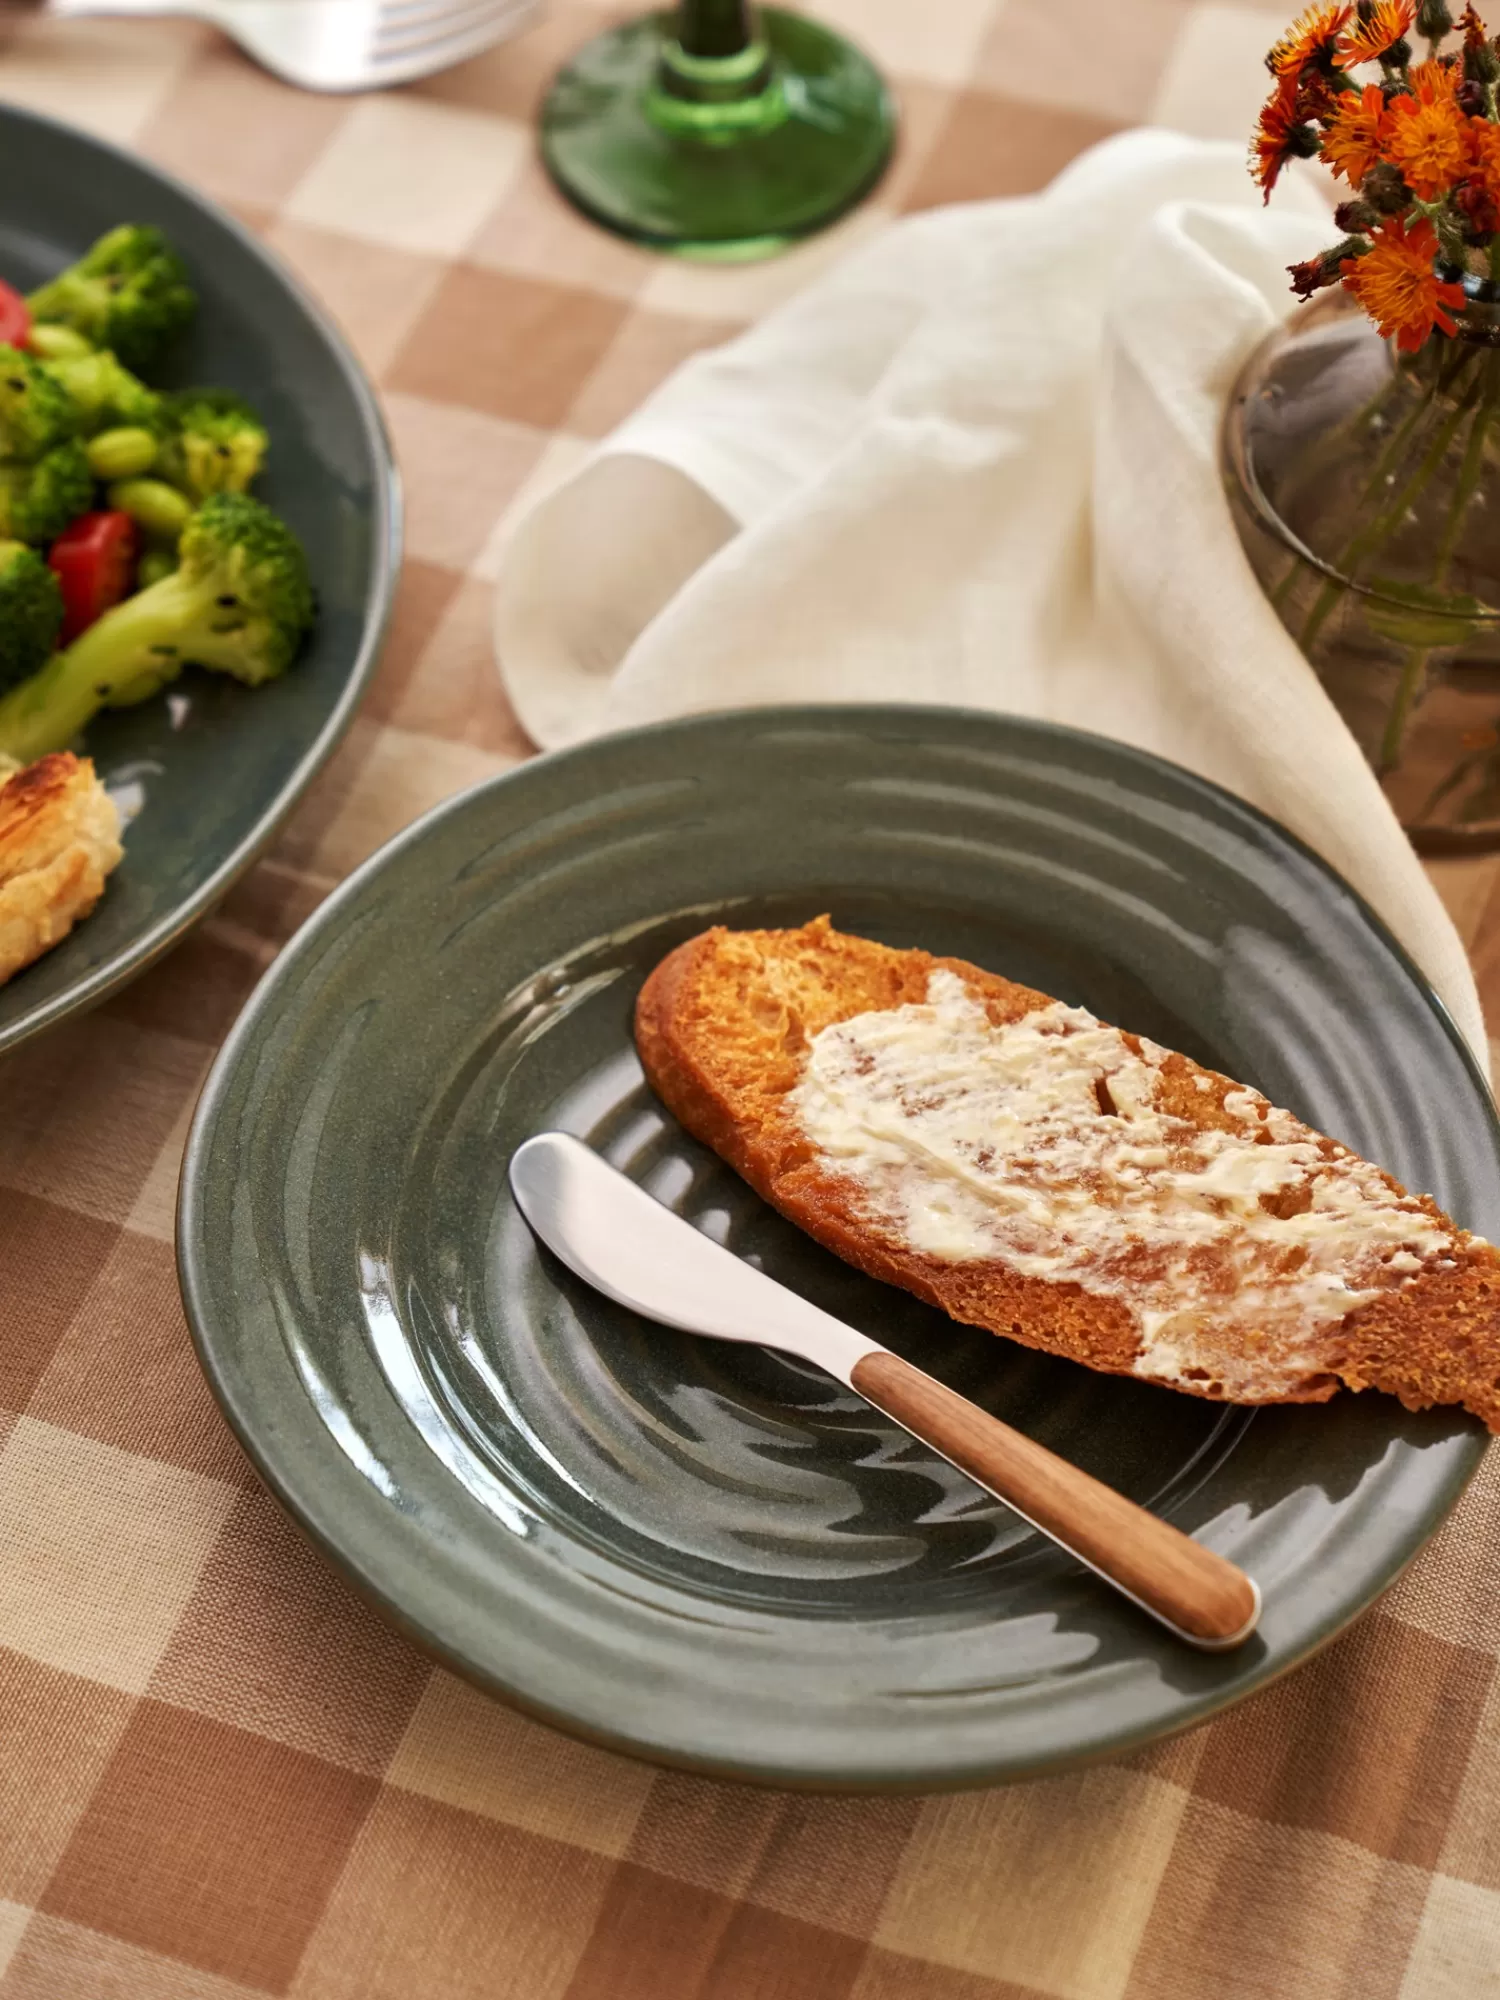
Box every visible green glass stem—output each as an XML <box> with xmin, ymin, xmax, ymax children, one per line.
<box><xmin>539</xmin><ymin>3</ymin><xmax>895</xmax><ymax>259</ymax></box>
<box><xmin>675</xmin><ymin>0</ymin><xmax>752</xmax><ymax>55</ymax></box>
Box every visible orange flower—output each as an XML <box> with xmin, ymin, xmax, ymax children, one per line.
<box><xmin>1341</xmin><ymin>214</ymin><xmax>1467</xmax><ymax>349</ymax></box>
<box><xmin>1386</xmin><ymin>72</ymin><xmax>1472</xmax><ymax>193</ymax></box>
<box><xmin>1408</xmin><ymin>55</ymin><xmax>1461</xmax><ymax>99</ymax></box>
<box><xmin>1267</xmin><ymin>1</ymin><xmax>1352</xmax><ymax>79</ymax></box>
<box><xmin>1469</xmin><ymin>111</ymin><xmax>1500</xmax><ymax>199</ymax></box>
<box><xmin>1321</xmin><ymin>81</ymin><xmax>1393</xmax><ymax>181</ymax></box>
<box><xmin>1336</xmin><ymin>0</ymin><xmax>1414</xmax><ymax>64</ymax></box>
<box><xmin>1251</xmin><ymin>78</ymin><xmax>1315</xmax><ymax>196</ymax></box>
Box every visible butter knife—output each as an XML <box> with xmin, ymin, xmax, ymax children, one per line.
<box><xmin>509</xmin><ymin>1131</ymin><xmax>1261</xmax><ymax>1651</ymax></box>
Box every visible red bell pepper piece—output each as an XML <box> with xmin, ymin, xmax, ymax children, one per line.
<box><xmin>49</xmin><ymin>511</ymin><xmax>139</xmax><ymax>643</ymax></box>
<box><xmin>0</xmin><ymin>280</ymin><xmax>30</xmax><ymax>350</ymax></box>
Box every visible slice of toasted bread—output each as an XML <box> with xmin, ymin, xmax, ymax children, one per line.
<box><xmin>635</xmin><ymin>917</ymin><xmax>1500</xmax><ymax>1431</ymax></box>
<box><xmin>0</xmin><ymin>752</ymin><xmax>123</xmax><ymax>986</ymax></box>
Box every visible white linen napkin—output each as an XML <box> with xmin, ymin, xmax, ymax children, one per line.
<box><xmin>491</xmin><ymin>128</ymin><xmax>1488</xmax><ymax>1062</ymax></box>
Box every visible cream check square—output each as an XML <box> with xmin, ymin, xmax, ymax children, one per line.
<box><xmin>388</xmin><ymin>1671</ymin><xmax>653</xmax><ymax>1858</ymax></box>
<box><xmin>874</xmin><ymin>1766</ymin><xmax>1188</xmax><ymax>2000</ymax></box>
<box><xmin>470</xmin><ymin>433</ymin><xmax>596</xmax><ymax>581</ymax></box>
<box><xmin>980</xmin><ymin>0</ymin><xmax>1188</xmax><ymax>125</ymax></box>
<box><xmin>123</xmin><ymin>1100</ymin><xmax>196</xmax><ymax>1248</ymax></box>
<box><xmin>264</xmin><ymin>220</ymin><xmax>449</xmax><ymax>380</ymax></box>
<box><xmin>639</xmin><ymin>205</ymin><xmax>894</xmax><ymax>320</ymax></box>
<box><xmin>0</xmin><ymin>16</ymin><xmax>204</xmax><ymax>145</ymax></box>
<box><xmin>3</xmin><ymin>1916</ymin><xmax>278</xmax><ymax>2000</ymax></box>
<box><xmin>1400</xmin><ymin>1875</ymin><xmax>1500</xmax><ymax>2000</ymax></box>
<box><xmin>1433</xmin><ymin>1665</ymin><xmax>1500</xmax><ymax>1892</ymax></box>
<box><xmin>382</xmin><ymin>392</ymin><xmax>550</xmax><ymax>570</ymax></box>
<box><xmin>291</xmin><ymin>1793</ymin><xmax>614</xmax><ymax>2000</ymax></box>
<box><xmin>1426</xmin><ymin>854</ymin><xmax>1500</xmax><ymax>955</ymax></box>
<box><xmin>812</xmin><ymin>0</ymin><xmax>1002</xmax><ymax>84</ymax></box>
<box><xmin>0</xmin><ymin>1419</ymin><xmax>236</xmax><ymax>1695</ymax></box>
<box><xmin>0</xmin><ymin>1900</ymin><xmax>28</xmax><ymax>1984</ymax></box>
<box><xmin>285</xmin><ymin>97</ymin><xmax>528</xmax><ymax>259</ymax></box>
<box><xmin>311</xmin><ymin>724</ymin><xmax>514</xmax><ymax>882</ymax></box>
<box><xmin>1150</xmin><ymin>2</ymin><xmax>1294</xmax><ymax>144</ymax></box>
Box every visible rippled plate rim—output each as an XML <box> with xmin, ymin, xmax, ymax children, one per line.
<box><xmin>177</xmin><ymin>706</ymin><xmax>1497</xmax><ymax>1789</ymax></box>
<box><xmin>0</xmin><ymin>102</ymin><xmax>402</xmax><ymax>1057</ymax></box>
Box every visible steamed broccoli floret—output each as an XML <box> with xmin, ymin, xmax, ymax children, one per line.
<box><xmin>0</xmin><ymin>542</ymin><xmax>64</xmax><ymax>695</ymax></box>
<box><xmin>0</xmin><ymin>440</ymin><xmax>92</xmax><ymax>545</ymax></box>
<box><xmin>41</xmin><ymin>350</ymin><xmax>161</xmax><ymax>436</ymax></box>
<box><xmin>28</xmin><ymin>224</ymin><xmax>196</xmax><ymax>372</ymax></box>
<box><xmin>0</xmin><ymin>344</ymin><xmax>78</xmax><ymax>459</ymax></box>
<box><xmin>0</xmin><ymin>493</ymin><xmax>314</xmax><ymax>765</ymax></box>
<box><xmin>158</xmin><ymin>389</ymin><xmax>268</xmax><ymax>500</ymax></box>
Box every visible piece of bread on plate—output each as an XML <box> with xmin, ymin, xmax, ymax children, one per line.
<box><xmin>0</xmin><ymin>752</ymin><xmax>123</xmax><ymax>986</ymax></box>
<box><xmin>635</xmin><ymin>917</ymin><xmax>1500</xmax><ymax>1431</ymax></box>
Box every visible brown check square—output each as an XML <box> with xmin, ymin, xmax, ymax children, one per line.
<box><xmin>900</xmin><ymin>90</ymin><xmax>1126</xmax><ymax>211</ymax></box>
<box><xmin>1191</xmin><ymin>1611</ymin><xmax>1494</xmax><ymax>1868</ymax></box>
<box><xmin>357</xmin><ymin>559</ymin><xmax>468</xmax><ymax>731</ymax></box>
<box><xmin>1126</xmin><ymin>1796</ymin><xmax>1431</xmax><ymax>2000</ymax></box>
<box><xmin>853</xmin><ymin>1955</ymin><xmax>1046</xmax><ymax>2000</ymax></box>
<box><xmin>0</xmin><ymin>1649</ymin><xmax>133</xmax><ymax>1908</ymax></box>
<box><xmin>562</xmin><ymin>1864</ymin><xmax>866</xmax><ymax>2000</ymax></box>
<box><xmin>26</xmin><ymin>1232</ymin><xmax>251</xmax><ymax>1484</ymax></box>
<box><xmin>139</xmin><ymin>43</ymin><xmax>345</xmax><ymax>208</ymax></box>
<box><xmin>149</xmin><ymin>1486</ymin><xmax>432</xmax><ymax>1776</ymax></box>
<box><xmin>101</xmin><ymin>925</ymin><xmax>269</xmax><ymax>1046</ymax></box>
<box><xmin>0</xmin><ymin>1196</ymin><xmax>118</xmax><ymax>1416</ymax></box>
<box><xmin>386</xmin><ymin>266</ymin><xmax>631</xmax><ymax>430</ymax></box>
<box><xmin>42</xmin><ymin>1703</ymin><xmax>379</xmax><ymax>1992</ymax></box>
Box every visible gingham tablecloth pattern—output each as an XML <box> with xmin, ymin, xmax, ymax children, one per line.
<box><xmin>3</xmin><ymin>6</ymin><xmax>1500</xmax><ymax>1995</ymax></box>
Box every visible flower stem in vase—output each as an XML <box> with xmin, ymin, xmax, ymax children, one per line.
<box><xmin>1433</xmin><ymin>355</ymin><xmax>1500</xmax><ymax>585</ymax></box>
<box><xmin>1299</xmin><ymin>356</ymin><xmax>1483</xmax><ymax>654</ymax></box>
<box><xmin>1381</xmin><ymin>645</ymin><xmax>1434</xmax><ymax>769</ymax></box>
<box><xmin>538</xmin><ymin>0</ymin><xmax>895</xmax><ymax>259</ymax></box>
<box><xmin>1379</xmin><ymin>354</ymin><xmax>1500</xmax><ymax>768</ymax></box>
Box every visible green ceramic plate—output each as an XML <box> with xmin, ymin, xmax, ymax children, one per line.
<box><xmin>0</xmin><ymin>105</ymin><xmax>399</xmax><ymax>1057</ymax></box>
<box><xmin>179</xmin><ymin>708</ymin><xmax>1499</xmax><ymax>1790</ymax></box>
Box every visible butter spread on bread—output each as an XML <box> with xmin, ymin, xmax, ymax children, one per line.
<box><xmin>635</xmin><ymin>918</ymin><xmax>1500</xmax><ymax>1430</ymax></box>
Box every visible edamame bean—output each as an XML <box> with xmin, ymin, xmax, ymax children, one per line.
<box><xmin>107</xmin><ymin>478</ymin><xmax>193</xmax><ymax>544</ymax></box>
<box><xmin>87</xmin><ymin>427</ymin><xmax>158</xmax><ymax>482</ymax></box>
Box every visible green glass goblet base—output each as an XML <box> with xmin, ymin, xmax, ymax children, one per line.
<box><xmin>539</xmin><ymin>8</ymin><xmax>896</xmax><ymax>261</ymax></box>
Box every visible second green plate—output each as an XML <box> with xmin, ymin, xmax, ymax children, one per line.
<box><xmin>177</xmin><ymin>708</ymin><xmax>1496</xmax><ymax>1789</ymax></box>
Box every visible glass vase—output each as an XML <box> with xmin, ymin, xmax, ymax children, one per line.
<box><xmin>539</xmin><ymin>1</ymin><xmax>895</xmax><ymax>261</ymax></box>
<box><xmin>1223</xmin><ymin>289</ymin><xmax>1500</xmax><ymax>852</ymax></box>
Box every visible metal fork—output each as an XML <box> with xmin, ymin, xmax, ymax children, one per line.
<box><xmin>42</xmin><ymin>0</ymin><xmax>542</xmax><ymax>91</ymax></box>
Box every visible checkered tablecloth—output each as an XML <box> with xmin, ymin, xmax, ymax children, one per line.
<box><xmin>4</xmin><ymin>4</ymin><xmax>1500</xmax><ymax>1995</ymax></box>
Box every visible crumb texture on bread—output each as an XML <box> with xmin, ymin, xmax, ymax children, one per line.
<box><xmin>634</xmin><ymin>917</ymin><xmax>1500</xmax><ymax>1432</ymax></box>
<box><xmin>0</xmin><ymin>753</ymin><xmax>123</xmax><ymax>986</ymax></box>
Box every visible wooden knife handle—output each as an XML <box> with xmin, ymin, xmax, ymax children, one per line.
<box><xmin>849</xmin><ymin>1350</ymin><xmax>1260</xmax><ymax>1649</ymax></box>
